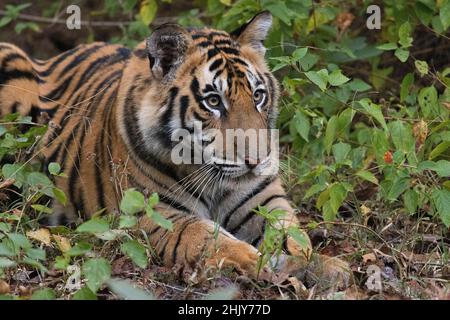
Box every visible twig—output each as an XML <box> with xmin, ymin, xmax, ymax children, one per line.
<box><xmin>0</xmin><ymin>10</ymin><xmax>177</xmax><ymax>28</ymax></box>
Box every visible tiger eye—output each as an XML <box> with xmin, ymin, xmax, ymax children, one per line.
<box><xmin>206</xmin><ymin>95</ymin><xmax>221</xmax><ymax>107</ymax></box>
<box><xmin>253</xmin><ymin>90</ymin><xmax>265</xmax><ymax>104</ymax></box>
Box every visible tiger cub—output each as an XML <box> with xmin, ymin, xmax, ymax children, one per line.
<box><xmin>0</xmin><ymin>12</ymin><xmax>350</xmax><ymax>286</ymax></box>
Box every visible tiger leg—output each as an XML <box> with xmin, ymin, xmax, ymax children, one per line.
<box><xmin>138</xmin><ymin>208</ymin><xmax>267</xmax><ymax>278</ymax></box>
<box><xmin>260</xmin><ymin>194</ymin><xmax>352</xmax><ymax>289</ymax></box>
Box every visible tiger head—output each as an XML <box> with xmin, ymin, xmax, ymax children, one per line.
<box><xmin>119</xmin><ymin>12</ymin><xmax>280</xmax><ymax>180</ymax></box>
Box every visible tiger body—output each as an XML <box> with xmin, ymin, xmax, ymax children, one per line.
<box><xmin>0</xmin><ymin>13</ymin><xmax>350</xmax><ymax>283</ymax></box>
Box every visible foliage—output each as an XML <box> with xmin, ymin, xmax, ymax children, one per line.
<box><xmin>0</xmin><ymin>0</ymin><xmax>449</xmax><ymax>300</ymax></box>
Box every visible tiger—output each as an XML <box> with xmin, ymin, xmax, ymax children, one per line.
<box><xmin>0</xmin><ymin>11</ymin><xmax>351</xmax><ymax>288</ymax></box>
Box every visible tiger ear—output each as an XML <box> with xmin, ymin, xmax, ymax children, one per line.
<box><xmin>230</xmin><ymin>11</ymin><xmax>272</xmax><ymax>55</ymax></box>
<box><xmin>146</xmin><ymin>23</ymin><xmax>192</xmax><ymax>80</ymax></box>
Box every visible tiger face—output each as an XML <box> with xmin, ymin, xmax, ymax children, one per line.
<box><xmin>124</xmin><ymin>12</ymin><xmax>279</xmax><ymax>181</ymax></box>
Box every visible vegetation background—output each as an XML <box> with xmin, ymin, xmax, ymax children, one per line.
<box><xmin>0</xmin><ymin>0</ymin><xmax>449</xmax><ymax>300</ymax></box>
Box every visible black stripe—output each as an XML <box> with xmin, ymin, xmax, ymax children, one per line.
<box><xmin>37</xmin><ymin>46</ymin><xmax>83</xmax><ymax>77</ymax></box>
<box><xmin>73</xmin><ymin>47</ymin><xmax>130</xmax><ymax>91</ymax></box>
<box><xmin>222</xmin><ymin>176</ymin><xmax>275</xmax><ymax>228</ymax></box>
<box><xmin>1</xmin><ymin>53</ymin><xmax>26</xmax><ymax>69</ymax></box>
<box><xmin>133</xmin><ymin>48</ymin><xmax>147</xmax><ymax>59</ymax></box>
<box><xmin>57</xmin><ymin>44</ymin><xmax>104</xmax><ymax>78</ymax></box>
<box><xmin>155</xmin><ymin>87</ymin><xmax>179</xmax><ymax>148</ymax></box>
<box><xmin>10</xmin><ymin>102</ymin><xmax>19</xmax><ymax>114</ymax></box>
<box><xmin>190</xmin><ymin>77</ymin><xmax>211</xmax><ymax>114</ymax></box>
<box><xmin>0</xmin><ymin>69</ymin><xmax>37</xmax><ymax>85</ymax></box>
<box><xmin>39</xmin><ymin>76</ymin><xmax>71</xmax><ymax>102</ymax></box>
<box><xmin>68</xmin><ymin>73</ymin><xmax>121</xmax><ymax>213</ymax></box>
<box><xmin>179</xmin><ymin>95</ymin><xmax>189</xmax><ymax>130</ymax></box>
<box><xmin>172</xmin><ymin>217</ymin><xmax>197</xmax><ymax>264</ymax></box>
<box><xmin>209</xmin><ymin>58</ymin><xmax>223</xmax><ymax>72</ymax></box>
<box><xmin>229</xmin><ymin>195</ymin><xmax>287</xmax><ymax>234</ymax></box>
<box><xmin>122</xmin><ymin>82</ymin><xmax>180</xmax><ymax>182</ymax></box>
<box><xmin>95</xmin><ymin>71</ymin><xmax>122</xmax><ymax>211</ymax></box>
<box><xmin>220</xmin><ymin>47</ymin><xmax>239</xmax><ymax>56</ymax></box>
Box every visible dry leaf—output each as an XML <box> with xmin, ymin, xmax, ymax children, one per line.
<box><xmin>360</xmin><ymin>204</ymin><xmax>371</xmax><ymax>215</ymax></box>
<box><xmin>0</xmin><ymin>280</ymin><xmax>10</xmax><ymax>294</ymax></box>
<box><xmin>363</xmin><ymin>252</ymin><xmax>377</xmax><ymax>264</ymax></box>
<box><xmin>26</xmin><ymin>228</ymin><xmax>51</xmax><ymax>246</ymax></box>
<box><xmin>413</xmin><ymin>119</ymin><xmax>428</xmax><ymax>151</ymax></box>
<box><xmin>336</xmin><ymin>12</ymin><xmax>354</xmax><ymax>32</ymax></box>
<box><xmin>53</xmin><ymin>235</ymin><xmax>72</xmax><ymax>253</ymax></box>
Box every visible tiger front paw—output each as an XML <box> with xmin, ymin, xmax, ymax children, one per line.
<box><xmin>205</xmin><ymin>238</ymin><xmax>269</xmax><ymax>279</ymax></box>
<box><xmin>275</xmin><ymin>253</ymin><xmax>352</xmax><ymax>290</ymax></box>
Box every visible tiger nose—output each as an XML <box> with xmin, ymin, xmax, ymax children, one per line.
<box><xmin>244</xmin><ymin>157</ymin><xmax>260</xmax><ymax>169</ymax></box>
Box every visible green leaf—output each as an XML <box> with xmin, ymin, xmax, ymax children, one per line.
<box><xmin>31</xmin><ymin>204</ymin><xmax>52</xmax><ymax>214</ymax></box>
<box><xmin>31</xmin><ymin>288</ymin><xmax>56</xmax><ymax>300</ymax></box>
<box><xmin>418</xmin><ymin>86</ymin><xmax>439</xmax><ymax>118</ymax></box>
<box><xmin>305</xmin><ymin>69</ymin><xmax>328</xmax><ymax>91</ymax></box>
<box><xmin>332</xmin><ymin>142</ymin><xmax>351</xmax><ymax>164</ymax></box>
<box><xmin>287</xmin><ymin>227</ymin><xmax>310</xmax><ymax>251</ymax></box>
<box><xmin>2</xmin><ymin>164</ymin><xmax>25</xmax><ymax>188</ymax></box>
<box><xmin>303</xmin><ymin>184</ymin><xmax>327</xmax><ymax>200</ymax></box>
<box><xmin>67</xmin><ymin>241</ymin><xmax>92</xmax><ymax>257</ymax></box>
<box><xmin>358</xmin><ymin>99</ymin><xmax>388</xmax><ymax>131</ymax></box>
<box><xmin>53</xmin><ymin>188</ymin><xmax>67</xmax><ymax>206</ymax></box>
<box><xmin>337</xmin><ymin>108</ymin><xmax>355</xmax><ymax>135</ymax></box>
<box><xmin>298</xmin><ymin>53</ymin><xmax>319</xmax><ymax>71</ymax></box>
<box><xmin>429</xmin><ymin>141</ymin><xmax>450</xmax><ymax>160</ymax></box>
<box><xmin>73</xmin><ymin>286</ymin><xmax>98</xmax><ymax>300</ymax></box>
<box><xmin>26</xmin><ymin>248</ymin><xmax>46</xmax><ymax>261</ymax></box>
<box><xmin>400</xmin><ymin>73</ymin><xmax>414</xmax><ymax>102</ymax></box>
<box><xmin>403</xmin><ymin>189</ymin><xmax>419</xmax><ymax>215</ymax></box>
<box><xmin>431</xmin><ymin>188</ymin><xmax>450</xmax><ymax>227</ymax></box>
<box><xmin>27</xmin><ymin>172</ymin><xmax>55</xmax><ymax>197</ymax></box>
<box><xmin>324</xmin><ymin>115</ymin><xmax>338</xmax><ymax>154</ymax></box>
<box><xmin>292</xmin><ymin>47</ymin><xmax>308</xmax><ymax>61</ymax></box>
<box><xmin>147</xmin><ymin>192</ymin><xmax>159</xmax><ymax>207</ymax></box>
<box><xmin>82</xmin><ymin>258</ymin><xmax>111</xmax><ymax>293</ymax></box>
<box><xmin>394</xmin><ymin>48</ymin><xmax>409</xmax><ymax>62</ymax></box>
<box><xmin>120</xmin><ymin>189</ymin><xmax>145</xmax><ymax>215</ymax></box>
<box><xmin>48</xmin><ymin>162</ymin><xmax>61</xmax><ymax>175</ymax></box>
<box><xmin>398</xmin><ymin>22</ymin><xmax>413</xmax><ymax>48</ymax></box>
<box><xmin>328</xmin><ymin>69</ymin><xmax>350</xmax><ymax>86</ymax></box>
<box><xmin>440</xmin><ymin>1</ymin><xmax>450</xmax><ymax>30</ymax></box>
<box><xmin>355</xmin><ymin>170</ymin><xmax>379</xmax><ymax>185</ymax></box>
<box><xmin>146</xmin><ymin>209</ymin><xmax>173</xmax><ymax>231</ymax></box>
<box><xmin>265</xmin><ymin>2</ymin><xmax>292</xmax><ymax>25</ymax></box>
<box><xmin>76</xmin><ymin>218</ymin><xmax>110</xmax><ymax>234</ymax></box>
<box><xmin>0</xmin><ymin>257</ymin><xmax>16</xmax><ymax>268</ymax></box>
<box><xmin>0</xmin><ymin>222</ymin><xmax>11</xmax><ymax>233</ymax></box>
<box><xmin>348</xmin><ymin>79</ymin><xmax>371</xmax><ymax>92</ymax></box>
<box><xmin>376</xmin><ymin>43</ymin><xmax>398</xmax><ymax>50</ymax></box>
<box><xmin>418</xmin><ymin>160</ymin><xmax>450</xmax><ymax>177</ymax></box>
<box><xmin>293</xmin><ymin>111</ymin><xmax>310</xmax><ymax>142</ymax></box>
<box><xmin>415</xmin><ymin>2</ymin><xmax>434</xmax><ymax>25</ymax></box>
<box><xmin>139</xmin><ymin>0</ymin><xmax>158</xmax><ymax>25</ymax></box>
<box><xmin>53</xmin><ymin>255</ymin><xmax>70</xmax><ymax>270</ymax></box>
<box><xmin>106</xmin><ymin>278</ymin><xmax>154</xmax><ymax>300</ymax></box>
<box><xmin>0</xmin><ymin>17</ymin><xmax>12</xmax><ymax>28</ymax></box>
<box><xmin>8</xmin><ymin>233</ymin><xmax>31</xmax><ymax>250</ymax></box>
<box><xmin>118</xmin><ymin>215</ymin><xmax>138</xmax><ymax>229</ymax></box>
<box><xmin>387</xmin><ymin>177</ymin><xmax>410</xmax><ymax>201</ymax></box>
<box><xmin>121</xmin><ymin>240</ymin><xmax>148</xmax><ymax>269</ymax></box>
<box><xmin>415</xmin><ymin>60</ymin><xmax>429</xmax><ymax>77</ymax></box>
<box><xmin>389</xmin><ymin>121</ymin><xmax>415</xmax><ymax>154</ymax></box>
<box><xmin>329</xmin><ymin>183</ymin><xmax>348</xmax><ymax>213</ymax></box>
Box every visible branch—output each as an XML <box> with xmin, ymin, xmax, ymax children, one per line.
<box><xmin>0</xmin><ymin>10</ymin><xmax>177</xmax><ymax>28</ymax></box>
